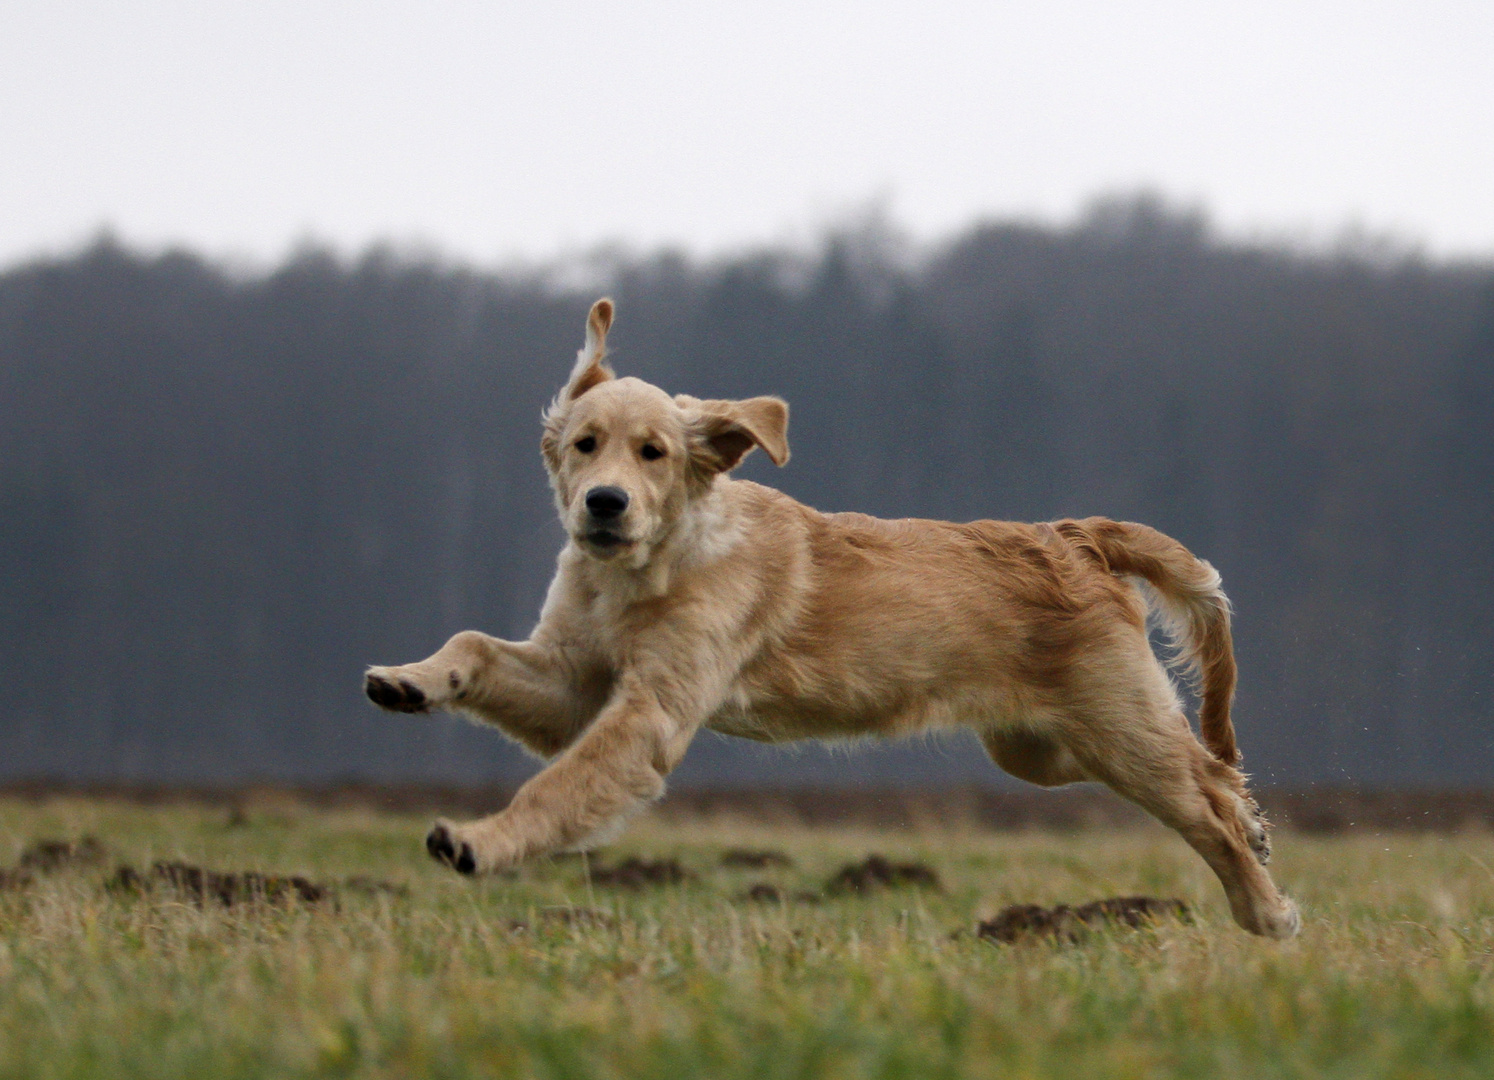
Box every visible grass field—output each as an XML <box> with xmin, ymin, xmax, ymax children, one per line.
<box><xmin>2</xmin><ymin>796</ymin><xmax>1493</xmax><ymax>1079</ymax></box>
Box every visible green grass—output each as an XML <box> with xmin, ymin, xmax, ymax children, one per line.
<box><xmin>2</xmin><ymin>797</ymin><xmax>1493</xmax><ymax>1079</ymax></box>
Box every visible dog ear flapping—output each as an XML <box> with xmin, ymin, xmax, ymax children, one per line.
<box><xmin>542</xmin><ymin>299</ymin><xmax>616</xmax><ymax>470</ymax></box>
<box><xmin>566</xmin><ymin>298</ymin><xmax>616</xmax><ymax>401</ymax></box>
<box><xmin>689</xmin><ymin>396</ymin><xmax>791</xmax><ymax>474</ymax></box>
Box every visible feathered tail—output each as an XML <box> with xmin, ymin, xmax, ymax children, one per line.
<box><xmin>1056</xmin><ymin>517</ymin><xmax>1240</xmax><ymax>765</ymax></box>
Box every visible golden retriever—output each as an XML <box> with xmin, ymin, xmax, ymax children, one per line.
<box><xmin>365</xmin><ymin>298</ymin><xmax>1299</xmax><ymax>938</ymax></box>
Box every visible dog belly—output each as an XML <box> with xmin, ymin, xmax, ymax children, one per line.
<box><xmin>704</xmin><ymin>708</ymin><xmax>788</xmax><ymax>742</ymax></box>
<box><xmin>705</xmin><ymin>684</ymin><xmax>1006</xmax><ymax>743</ymax></box>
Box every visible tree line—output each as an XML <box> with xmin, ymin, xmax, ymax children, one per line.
<box><xmin>1</xmin><ymin>198</ymin><xmax>1490</xmax><ymax>785</ymax></box>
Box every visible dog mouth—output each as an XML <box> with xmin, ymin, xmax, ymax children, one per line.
<box><xmin>581</xmin><ymin>529</ymin><xmax>633</xmax><ymax>552</ymax></box>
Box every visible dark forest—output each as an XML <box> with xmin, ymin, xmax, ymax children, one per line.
<box><xmin>2</xmin><ymin>198</ymin><xmax>1491</xmax><ymax>786</ymax></box>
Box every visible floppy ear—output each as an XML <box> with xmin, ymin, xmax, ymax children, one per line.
<box><xmin>564</xmin><ymin>298</ymin><xmax>616</xmax><ymax>400</ymax></box>
<box><xmin>690</xmin><ymin>396</ymin><xmax>791</xmax><ymax>474</ymax></box>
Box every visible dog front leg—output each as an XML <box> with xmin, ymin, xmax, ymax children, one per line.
<box><xmin>424</xmin><ymin>685</ymin><xmax>698</xmax><ymax>875</ymax></box>
<box><xmin>365</xmin><ymin>631</ymin><xmax>599</xmax><ymax>757</ymax></box>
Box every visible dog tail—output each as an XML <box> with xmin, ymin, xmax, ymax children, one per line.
<box><xmin>1059</xmin><ymin>517</ymin><xmax>1240</xmax><ymax>766</ymax></box>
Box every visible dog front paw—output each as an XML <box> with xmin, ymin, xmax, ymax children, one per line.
<box><xmin>425</xmin><ymin>821</ymin><xmax>478</xmax><ymax>875</ymax></box>
<box><xmin>364</xmin><ymin>667</ymin><xmax>435</xmax><ymax>713</ymax></box>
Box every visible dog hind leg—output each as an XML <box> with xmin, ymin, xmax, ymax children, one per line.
<box><xmin>1068</xmin><ymin>708</ymin><xmax>1299</xmax><ymax>938</ymax></box>
<box><xmin>981</xmin><ymin>729</ymin><xmax>1088</xmax><ymax>787</ymax></box>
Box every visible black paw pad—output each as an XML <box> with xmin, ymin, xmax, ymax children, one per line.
<box><xmin>426</xmin><ymin>823</ymin><xmax>455</xmax><ymax>863</ymax></box>
<box><xmin>365</xmin><ymin>674</ymin><xmax>395</xmax><ymax>709</ymax></box>
<box><xmin>426</xmin><ymin>824</ymin><xmax>477</xmax><ymax>876</ymax></box>
<box><xmin>454</xmin><ymin>844</ymin><xmax>476</xmax><ymax>875</ymax></box>
<box><xmin>364</xmin><ymin>673</ymin><xmax>428</xmax><ymax>713</ymax></box>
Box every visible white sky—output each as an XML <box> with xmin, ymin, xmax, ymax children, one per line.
<box><xmin>3</xmin><ymin>1</ymin><xmax>1492</xmax><ymax>267</ymax></box>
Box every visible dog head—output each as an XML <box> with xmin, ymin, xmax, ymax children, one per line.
<box><xmin>541</xmin><ymin>298</ymin><xmax>789</xmax><ymax>566</ymax></box>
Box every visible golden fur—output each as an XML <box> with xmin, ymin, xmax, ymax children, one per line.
<box><xmin>365</xmin><ymin>298</ymin><xmax>1300</xmax><ymax>938</ymax></box>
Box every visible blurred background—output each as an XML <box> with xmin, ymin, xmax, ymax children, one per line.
<box><xmin>1</xmin><ymin>2</ymin><xmax>1490</xmax><ymax>789</ymax></box>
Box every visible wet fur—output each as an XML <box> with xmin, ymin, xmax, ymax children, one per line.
<box><xmin>365</xmin><ymin>298</ymin><xmax>1299</xmax><ymax>938</ymax></box>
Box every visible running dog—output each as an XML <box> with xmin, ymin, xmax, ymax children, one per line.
<box><xmin>365</xmin><ymin>298</ymin><xmax>1299</xmax><ymax>938</ymax></box>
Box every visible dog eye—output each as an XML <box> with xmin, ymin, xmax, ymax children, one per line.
<box><xmin>640</xmin><ymin>443</ymin><xmax>665</xmax><ymax>461</ymax></box>
<box><xmin>574</xmin><ymin>436</ymin><xmax>597</xmax><ymax>454</ymax></box>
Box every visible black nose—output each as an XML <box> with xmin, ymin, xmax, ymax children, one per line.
<box><xmin>585</xmin><ymin>486</ymin><xmax>629</xmax><ymax>520</ymax></box>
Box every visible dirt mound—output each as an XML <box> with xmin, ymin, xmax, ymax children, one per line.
<box><xmin>110</xmin><ymin>861</ymin><xmax>328</xmax><ymax>906</ymax></box>
<box><xmin>107</xmin><ymin>863</ymin><xmax>411</xmax><ymax>906</ymax></box>
<box><xmin>589</xmin><ymin>856</ymin><xmax>691</xmax><ymax>889</ymax></box>
<box><xmin>976</xmin><ymin>896</ymin><xmax>1190</xmax><ymax>944</ymax></box>
<box><xmin>826</xmin><ymin>855</ymin><xmax>941</xmax><ymax>894</ymax></box>
<box><xmin>18</xmin><ymin>836</ymin><xmax>109</xmax><ymax>873</ymax></box>
<box><xmin>1</xmin><ymin>839</ymin><xmax>409</xmax><ymax>906</ymax></box>
<box><xmin>0</xmin><ymin>836</ymin><xmax>111</xmax><ymax>889</ymax></box>
<box><xmin>105</xmin><ymin>861</ymin><xmax>333</xmax><ymax>906</ymax></box>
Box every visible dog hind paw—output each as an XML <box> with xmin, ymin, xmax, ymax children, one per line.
<box><xmin>1233</xmin><ymin>798</ymin><xmax>1272</xmax><ymax>865</ymax></box>
<box><xmin>1245</xmin><ymin>808</ymin><xmax>1272</xmax><ymax>865</ymax></box>
<box><xmin>1258</xmin><ymin>898</ymin><xmax>1301</xmax><ymax>939</ymax></box>
<box><xmin>1246</xmin><ymin>822</ymin><xmax>1271</xmax><ymax>865</ymax></box>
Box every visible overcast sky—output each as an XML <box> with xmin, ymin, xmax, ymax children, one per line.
<box><xmin>3</xmin><ymin>1</ymin><xmax>1491</xmax><ymax>268</ymax></box>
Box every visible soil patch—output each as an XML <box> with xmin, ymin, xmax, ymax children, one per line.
<box><xmin>976</xmin><ymin>896</ymin><xmax>1190</xmax><ymax>944</ymax></box>
<box><xmin>588</xmin><ymin>857</ymin><xmax>691</xmax><ymax>889</ymax></box>
<box><xmin>18</xmin><ymin>836</ymin><xmax>109</xmax><ymax>873</ymax></box>
<box><xmin>110</xmin><ymin>861</ymin><xmax>329</xmax><ymax>906</ymax></box>
<box><xmin>107</xmin><ymin>862</ymin><xmax>411</xmax><ymax>906</ymax></box>
<box><xmin>826</xmin><ymin>855</ymin><xmax>941</xmax><ymax>894</ymax></box>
